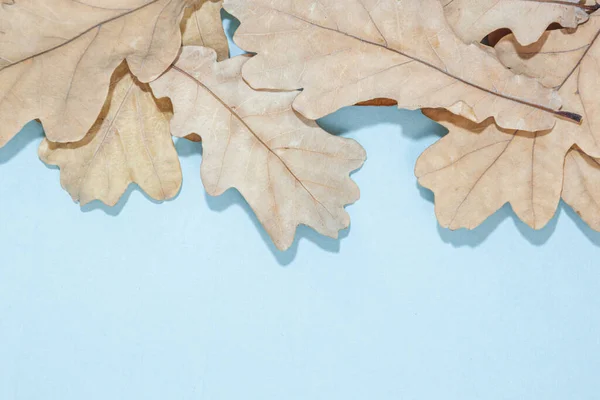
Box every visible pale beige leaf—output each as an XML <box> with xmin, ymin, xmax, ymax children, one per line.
<box><xmin>150</xmin><ymin>47</ymin><xmax>366</xmax><ymax>250</ymax></box>
<box><xmin>495</xmin><ymin>13</ymin><xmax>600</xmax><ymax>157</ymax></box>
<box><xmin>563</xmin><ymin>149</ymin><xmax>600</xmax><ymax>230</ymax></box>
<box><xmin>39</xmin><ymin>64</ymin><xmax>182</xmax><ymax>207</ymax></box>
<box><xmin>416</xmin><ymin>109</ymin><xmax>571</xmax><ymax>230</ymax></box>
<box><xmin>181</xmin><ymin>0</ymin><xmax>229</xmax><ymax>60</ymax></box>
<box><xmin>442</xmin><ymin>0</ymin><xmax>596</xmax><ymax>46</ymax></box>
<box><xmin>223</xmin><ymin>0</ymin><xmax>570</xmax><ymax>132</ymax></box>
<box><xmin>0</xmin><ymin>0</ymin><xmax>190</xmax><ymax>147</ymax></box>
<box><xmin>418</xmin><ymin>13</ymin><xmax>600</xmax><ymax>231</ymax></box>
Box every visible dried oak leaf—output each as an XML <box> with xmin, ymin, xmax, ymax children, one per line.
<box><xmin>223</xmin><ymin>0</ymin><xmax>573</xmax><ymax>132</ymax></box>
<box><xmin>38</xmin><ymin>63</ymin><xmax>182</xmax><ymax>207</ymax></box>
<box><xmin>495</xmin><ymin>12</ymin><xmax>600</xmax><ymax>157</ymax></box>
<box><xmin>563</xmin><ymin>149</ymin><xmax>600</xmax><ymax>230</ymax></box>
<box><xmin>150</xmin><ymin>47</ymin><xmax>366</xmax><ymax>250</ymax></box>
<box><xmin>181</xmin><ymin>0</ymin><xmax>229</xmax><ymax>61</ymax></box>
<box><xmin>36</xmin><ymin>0</ymin><xmax>229</xmax><ymax>207</ymax></box>
<box><xmin>416</xmin><ymin>109</ymin><xmax>570</xmax><ymax>230</ymax></box>
<box><xmin>416</xmin><ymin>13</ymin><xmax>600</xmax><ymax>231</ymax></box>
<box><xmin>441</xmin><ymin>0</ymin><xmax>597</xmax><ymax>46</ymax></box>
<box><xmin>181</xmin><ymin>0</ymin><xmax>229</xmax><ymax>143</ymax></box>
<box><xmin>0</xmin><ymin>0</ymin><xmax>190</xmax><ymax>147</ymax></box>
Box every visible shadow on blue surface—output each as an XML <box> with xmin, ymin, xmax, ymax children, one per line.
<box><xmin>319</xmin><ymin>105</ymin><xmax>600</xmax><ymax>250</ymax></box>
<box><xmin>177</xmin><ymin>135</ymin><xmax>350</xmax><ymax>266</ymax></box>
<box><xmin>222</xmin><ymin>10</ymin><xmax>240</xmax><ymax>52</ymax></box>
<box><xmin>418</xmin><ymin>175</ymin><xmax>598</xmax><ymax>248</ymax></box>
<box><xmin>0</xmin><ymin>120</ymin><xmax>44</xmax><ymax>165</ymax></box>
<box><xmin>2</xmin><ymin>100</ymin><xmax>600</xmax><ymax>264</ymax></box>
<box><xmin>318</xmin><ymin>106</ymin><xmax>446</xmax><ymax>140</ymax></box>
<box><xmin>205</xmin><ymin>189</ymin><xmax>350</xmax><ymax>266</ymax></box>
<box><xmin>563</xmin><ymin>203</ymin><xmax>600</xmax><ymax>246</ymax></box>
<box><xmin>79</xmin><ymin>184</ymin><xmax>172</xmax><ymax>216</ymax></box>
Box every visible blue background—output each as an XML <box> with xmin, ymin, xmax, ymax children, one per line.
<box><xmin>1</xmin><ymin>14</ymin><xmax>599</xmax><ymax>400</ymax></box>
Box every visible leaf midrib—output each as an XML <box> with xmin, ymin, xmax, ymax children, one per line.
<box><xmin>443</xmin><ymin>0</ymin><xmax>596</xmax><ymax>10</ymax></box>
<box><xmin>171</xmin><ymin>65</ymin><xmax>336</xmax><ymax>219</ymax></box>
<box><xmin>1</xmin><ymin>0</ymin><xmax>161</xmax><ymax>71</ymax></box>
<box><xmin>259</xmin><ymin>6</ymin><xmax>577</xmax><ymax>121</ymax></box>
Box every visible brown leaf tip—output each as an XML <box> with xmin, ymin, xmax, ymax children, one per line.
<box><xmin>555</xmin><ymin>111</ymin><xmax>583</xmax><ymax>124</ymax></box>
<box><xmin>584</xmin><ymin>2</ymin><xmax>600</xmax><ymax>12</ymax></box>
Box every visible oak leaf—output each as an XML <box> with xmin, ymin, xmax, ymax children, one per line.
<box><xmin>441</xmin><ymin>0</ymin><xmax>597</xmax><ymax>46</ymax></box>
<box><xmin>181</xmin><ymin>0</ymin><xmax>229</xmax><ymax>60</ymax></box>
<box><xmin>39</xmin><ymin>63</ymin><xmax>182</xmax><ymax>207</ymax></box>
<box><xmin>563</xmin><ymin>149</ymin><xmax>600</xmax><ymax>230</ymax></box>
<box><xmin>495</xmin><ymin>12</ymin><xmax>600</xmax><ymax>157</ymax></box>
<box><xmin>223</xmin><ymin>0</ymin><xmax>573</xmax><ymax>132</ymax></box>
<box><xmin>416</xmin><ymin>109</ymin><xmax>570</xmax><ymax>230</ymax></box>
<box><xmin>0</xmin><ymin>0</ymin><xmax>190</xmax><ymax>147</ymax></box>
<box><xmin>417</xmin><ymin>13</ymin><xmax>600</xmax><ymax>231</ymax></box>
<box><xmin>37</xmin><ymin>0</ymin><xmax>228</xmax><ymax>208</ymax></box>
<box><xmin>150</xmin><ymin>46</ymin><xmax>366</xmax><ymax>250</ymax></box>
<box><xmin>181</xmin><ymin>0</ymin><xmax>229</xmax><ymax>143</ymax></box>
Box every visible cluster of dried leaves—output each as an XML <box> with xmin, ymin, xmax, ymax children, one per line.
<box><xmin>2</xmin><ymin>0</ymin><xmax>600</xmax><ymax>250</ymax></box>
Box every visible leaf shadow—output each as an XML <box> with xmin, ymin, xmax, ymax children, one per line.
<box><xmin>0</xmin><ymin>120</ymin><xmax>44</xmax><ymax>165</ymax></box>
<box><xmin>409</xmin><ymin>112</ymin><xmax>600</xmax><ymax>247</ymax></box>
<box><xmin>418</xmin><ymin>183</ymin><xmax>600</xmax><ymax>248</ymax></box>
<box><xmin>10</xmin><ymin>109</ymin><xmax>599</xmax><ymax>253</ymax></box>
<box><xmin>175</xmin><ymin>136</ymin><xmax>202</xmax><ymax>157</ymax></box>
<box><xmin>205</xmin><ymin>189</ymin><xmax>350</xmax><ymax>266</ymax></box>
<box><xmin>79</xmin><ymin>183</ymin><xmax>170</xmax><ymax>216</ymax></box>
<box><xmin>180</xmin><ymin>138</ymin><xmax>351</xmax><ymax>265</ymax></box>
<box><xmin>222</xmin><ymin>9</ymin><xmax>240</xmax><ymax>43</ymax></box>
<box><xmin>562</xmin><ymin>202</ymin><xmax>600</xmax><ymax>247</ymax></box>
<box><xmin>222</xmin><ymin>9</ymin><xmax>246</xmax><ymax>57</ymax></box>
<box><xmin>418</xmin><ymin>183</ymin><xmax>510</xmax><ymax>247</ymax></box>
<box><xmin>318</xmin><ymin>106</ymin><xmax>442</xmax><ymax>140</ymax></box>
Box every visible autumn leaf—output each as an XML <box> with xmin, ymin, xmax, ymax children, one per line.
<box><xmin>416</xmin><ymin>109</ymin><xmax>570</xmax><ymax>230</ymax></box>
<box><xmin>416</xmin><ymin>12</ymin><xmax>600</xmax><ymax>231</ymax></box>
<box><xmin>223</xmin><ymin>0</ymin><xmax>575</xmax><ymax>132</ymax></box>
<box><xmin>563</xmin><ymin>149</ymin><xmax>600</xmax><ymax>230</ymax></box>
<box><xmin>180</xmin><ymin>0</ymin><xmax>229</xmax><ymax>143</ymax></box>
<box><xmin>442</xmin><ymin>0</ymin><xmax>597</xmax><ymax>46</ymax></box>
<box><xmin>3</xmin><ymin>0</ymin><xmax>600</xmax><ymax>249</ymax></box>
<box><xmin>0</xmin><ymin>0</ymin><xmax>190</xmax><ymax>147</ymax></box>
<box><xmin>39</xmin><ymin>63</ymin><xmax>182</xmax><ymax>207</ymax></box>
<box><xmin>150</xmin><ymin>46</ymin><xmax>366</xmax><ymax>250</ymax></box>
<box><xmin>36</xmin><ymin>0</ymin><xmax>229</xmax><ymax>207</ymax></box>
<box><xmin>181</xmin><ymin>0</ymin><xmax>229</xmax><ymax>60</ymax></box>
<box><xmin>495</xmin><ymin>12</ymin><xmax>600</xmax><ymax>157</ymax></box>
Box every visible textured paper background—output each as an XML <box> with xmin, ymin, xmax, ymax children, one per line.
<box><xmin>0</xmin><ymin>14</ymin><xmax>599</xmax><ymax>400</ymax></box>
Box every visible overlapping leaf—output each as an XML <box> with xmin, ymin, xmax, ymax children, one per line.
<box><xmin>0</xmin><ymin>0</ymin><xmax>190</xmax><ymax>147</ymax></box>
<box><xmin>39</xmin><ymin>63</ymin><xmax>182</xmax><ymax>206</ymax></box>
<box><xmin>442</xmin><ymin>0</ymin><xmax>596</xmax><ymax>45</ymax></box>
<box><xmin>2</xmin><ymin>0</ymin><xmax>600</xmax><ymax>248</ymax></box>
<box><xmin>417</xmin><ymin>12</ymin><xmax>600</xmax><ymax>231</ymax></box>
<box><xmin>150</xmin><ymin>46</ymin><xmax>366</xmax><ymax>250</ymax></box>
<box><xmin>38</xmin><ymin>0</ymin><xmax>230</xmax><ymax>207</ymax></box>
<box><xmin>416</xmin><ymin>109</ymin><xmax>569</xmax><ymax>230</ymax></box>
<box><xmin>223</xmin><ymin>0</ymin><xmax>574</xmax><ymax>132</ymax></box>
<box><xmin>495</xmin><ymin>13</ymin><xmax>600</xmax><ymax>157</ymax></box>
<box><xmin>494</xmin><ymin>12</ymin><xmax>600</xmax><ymax>232</ymax></box>
<box><xmin>181</xmin><ymin>0</ymin><xmax>229</xmax><ymax>60</ymax></box>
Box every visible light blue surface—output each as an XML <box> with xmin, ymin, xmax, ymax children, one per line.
<box><xmin>1</xmin><ymin>13</ymin><xmax>600</xmax><ymax>400</ymax></box>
